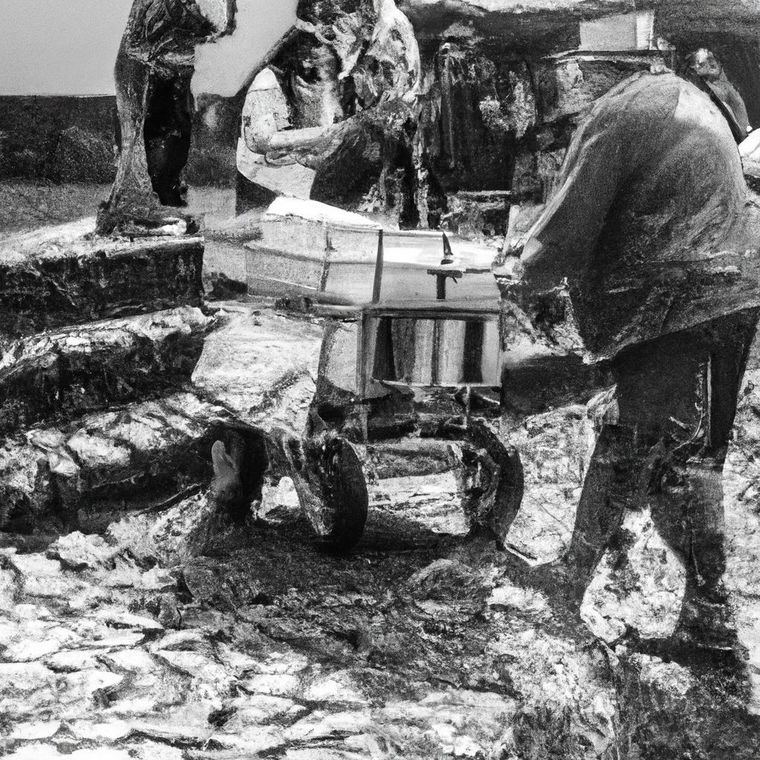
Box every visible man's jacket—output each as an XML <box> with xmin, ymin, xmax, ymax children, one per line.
<box><xmin>518</xmin><ymin>70</ymin><xmax>760</xmax><ymax>362</ymax></box>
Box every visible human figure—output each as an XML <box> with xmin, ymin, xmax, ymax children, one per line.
<box><xmin>235</xmin><ymin>0</ymin><xmax>421</xmax><ymax>213</ymax></box>
<box><xmin>235</xmin><ymin>66</ymin><xmax>320</xmax><ymax>211</ymax></box>
<box><xmin>496</xmin><ymin>66</ymin><xmax>760</xmax><ymax>655</ymax></box>
<box><xmin>685</xmin><ymin>47</ymin><xmax>752</xmax><ymax>140</ymax></box>
<box><xmin>98</xmin><ymin>0</ymin><xmax>234</xmax><ymax>233</ymax></box>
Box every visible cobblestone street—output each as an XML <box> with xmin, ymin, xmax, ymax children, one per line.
<box><xmin>0</xmin><ymin>501</ymin><xmax>570</xmax><ymax>760</ymax></box>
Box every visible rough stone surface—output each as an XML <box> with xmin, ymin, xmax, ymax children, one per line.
<box><xmin>192</xmin><ymin>302</ymin><xmax>323</xmax><ymax>435</ymax></box>
<box><xmin>5</xmin><ymin>2</ymin><xmax>760</xmax><ymax>757</ymax></box>
<box><xmin>4</xmin><ymin>483</ymin><xmax>759</xmax><ymax>759</ymax></box>
<box><xmin>0</xmin><ymin>279</ymin><xmax>758</xmax><ymax>755</ymax></box>
<box><xmin>581</xmin><ymin>509</ymin><xmax>686</xmax><ymax>643</ymax></box>
<box><xmin>0</xmin><ymin>392</ymin><xmax>236</xmax><ymax>528</ymax></box>
<box><xmin>54</xmin><ymin>393</ymin><xmax>233</xmax><ymax>510</ymax></box>
<box><xmin>504</xmin><ymin>404</ymin><xmax>592</xmax><ymax>564</ymax></box>
<box><xmin>0</xmin><ymin>307</ymin><xmax>211</xmax><ymax>434</ymax></box>
<box><xmin>0</xmin><ymin>443</ymin><xmax>52</xmax><ymax>529</ymax></box>
<box><xmin>46</xmin><ymin>532</ymin><xmax>119</xmax><ymax>572</ymax></box>
<box><xmin>0</xmin><ymin>221</ymin><xmax>204</xmax><ymax>344</ymax></box>
<box><xmin>106</xmin><ymin>492</ymin><xmax>222</xmax><ymax>566</ymax></box>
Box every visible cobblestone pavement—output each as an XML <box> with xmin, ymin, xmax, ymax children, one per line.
<box><xmin>5</xmin><ymin>387</ymin><xmax>760</xmax><ymax>759</ymax></box>
<box><xmin>0</xmin><ymin>488</ymin><xmax>536</xmax><ymax>760</ymax></box>
<box><xmin>0</xmin><ymin>460</ymin><xmax>638</xmax><ymax>760</ymax></box>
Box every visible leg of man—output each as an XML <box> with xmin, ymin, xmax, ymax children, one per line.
<box><xmin>562</xmin><ymin>421</ymin><xmax>643</xmax><ymax>600</ymax></box>
<box><xmin>661</xmin><ymin>310</ymin><xmax>759</xmax><ymax>647</ymax></box>
<box><xmin>562</xmin><ymin>310</ymin><xmax>758</xmax><ymax>643</ymax></box>
<box><xmin>561</xmin><ymin>327</ymin><xmax>706</xmax><ymax>601</ymax></box>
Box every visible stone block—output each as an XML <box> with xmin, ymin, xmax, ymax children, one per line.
<box><xmin>191</xmin><ymin>304</ymin><xmax>322</xmax><ymax>433</ymax></box>
<box><xmin>49</xmin><ymin>393</ymin><xmax>234</xmax><ymax>510</ymax></box>
<box><xmin>0</xmin><ymin>220</ymin><xmax>204</xmax><ymax>344</ymax></box>
<box><xmin>0</xmin><ymin>307</ymin><xmax>212</xmax><ymax>433</ymax></box>
<box><xmin>0</xmin><ymin>393</ymin><xmax>244</xmax><ymax>527</ymax></box>
<box><xmin>0</xmin><ymin>442</ymin><xmax>54</xmax><ymax>528</ymax></box>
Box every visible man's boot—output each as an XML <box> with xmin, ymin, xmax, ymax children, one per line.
<box><xmin>663</xmin><ymin>460</ymin><xmax>746</xmax><ymax>665</ymax></box>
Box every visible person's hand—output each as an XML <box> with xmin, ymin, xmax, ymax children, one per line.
<box><xmin>492</xmin><ymin>252</ymin><xmax>524</xmax><ymax>281</ymax></box>
<box><xmin>493</xmin><ymin>248</ymin><xmax>528</xmax><ymax>310</ymax></box>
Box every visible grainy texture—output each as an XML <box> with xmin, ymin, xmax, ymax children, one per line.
<box><xmin>0</xmin><ymin>305</ymin><xmax>759</xmax><ymax>757</ymax></box>
<box><xmin>0</xmin><ymin>222</ymin><xmax>204</xmax><ymax>343</ymax></box>
<box><xmin>0</xmin><ymin>393</ymin><xmax>234</xmax><ymax>527</ymax></box>
<box><xmin>0</xmin><ymin>307</ymin><xmax>211</xmax><ymax>433</ymax></box>
<box><xmin>4</xmin><ymin>1</ymin><xmax>760</xmax><ymax>756</ymax></box>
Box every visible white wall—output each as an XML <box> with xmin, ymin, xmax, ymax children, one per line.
<box><xmin>192</xmin><ymin>0</ymin><xmax>298</xmax><ymax>97</ymax></box>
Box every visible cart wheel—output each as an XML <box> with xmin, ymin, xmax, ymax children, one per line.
<box><xmin>273</xmin><ymin>430</ymin><xmax>368</xmax><ymax>553</ymax></box>
<box><xmin>460</xmin><ymin>420</ymin><xmax>524</xmax><ymax>544</ymax></box>
<box><xmin>310</xmin><ymin>435</ymin><xmax>368</xmax><ymax>552</ymax></box>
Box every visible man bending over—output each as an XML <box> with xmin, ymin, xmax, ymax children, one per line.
<box><xmin>497</xmin><ymin>64</ymin><xmax>760</xmax><ymax>657</ymax></box>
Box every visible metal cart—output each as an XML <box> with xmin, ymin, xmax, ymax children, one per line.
<box><xmin>263</xmin><ymin>229</ymin><xmax>523</xmax><ymax>551</ymax></box>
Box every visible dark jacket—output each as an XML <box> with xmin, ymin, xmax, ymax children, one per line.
<box><xmin>518</xmin><ymin>70</ymin><xmax>760</xmax><ymax>362</ymax></box>
<box><xmin>711</xmin><ymin>76</ymin><xmax>751</xmax><ymax>134</ymax></box>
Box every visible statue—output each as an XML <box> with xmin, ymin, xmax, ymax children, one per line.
<box><xmin>235</xmin><ymin>0</ymin><xmax>422</xmax><ymax>220</ymax></box>
<box><xmin>97</xmin><ymin>0</ymin><xmax>236</xmax><ymax>235</ymax></box>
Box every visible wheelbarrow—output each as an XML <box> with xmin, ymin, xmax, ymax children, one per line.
<box><xmin>250</xmin><ymin>229</ymin><xmax>524</xmax><ymax>552</ymax></box>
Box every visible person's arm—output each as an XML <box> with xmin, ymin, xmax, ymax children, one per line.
<box><xmin>721</xmin><ymin>81</ymin><xmax>751</xmax><ymax>133</ymax></box>
<box><xmin>518</xmin><ymin>116</ymin><xmax>624</xmax><ymax>292</ymax></box>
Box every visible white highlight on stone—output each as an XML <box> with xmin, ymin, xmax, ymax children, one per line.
<box><xmin>581</xmin><ymin>508</ymin><xmax>686</xmax><ymax>643</ymax></box>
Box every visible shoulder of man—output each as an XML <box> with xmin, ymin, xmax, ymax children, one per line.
<box><xmin>581</xmin><ymin>70</ymin><xmax>684</xmax><ymax>142</ymax></box>
<box><xmin>598</xmin><ymin>70</ymin><xmax>684</xmax><ymax>112</ymax></box>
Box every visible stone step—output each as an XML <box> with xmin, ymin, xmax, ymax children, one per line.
<box><xmin>0</xmin><ymin>303</ymin><xmax>323</xmax><ymax>532</ymax></box>
<box><xmin>0</xmin><ymin>306</ymin><xmax>213</xmax><ymax>434</ymax></box>
<box><xmin>0</xmin><ymin>393</ymin><xmax>247</xmax><ymax>531</ymax></box>
<box><xmin>0</xmin><ymin>219</ymin><xmax>204</xmax><ymax>345</ymax></box>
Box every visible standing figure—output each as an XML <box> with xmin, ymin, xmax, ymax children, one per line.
<box><xmin>98</xmin><ymin>0</ymin><xmax>235</xmax><ymax>234</ymax></box>
<box><xmin>496</xmin><ymin>66</ymin><xmax>760</xmax><ymax>656</ymax></box>
<box><xmin>235</xmin><ymin>0</ymin><xmax>421</xmax><ymax>216</ymax></box>
<box><xmin>685</xmin><ymin>47</ymin><xmax>752</xmax><ymax>139</ymax></box>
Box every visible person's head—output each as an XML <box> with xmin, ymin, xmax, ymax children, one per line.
<box><xmin>686</xmin><ymin>48</ymin><xmax>723</xmax><ymax>82</ymax></box>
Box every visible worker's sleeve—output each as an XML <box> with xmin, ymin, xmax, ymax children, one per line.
<box><xmin>519</xmin><ymin>109</ymin><xmax>625</xmax><ymax>292</ymax></box>
<box><xmin>242</xmin><ymin>95</ymin><xmax>278</xmax><ymax>153</ymax></box>
<box><xmin>723</xmin><ymin>82</ymin><xmax>751</xmax><ymax>133</ymax></box>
